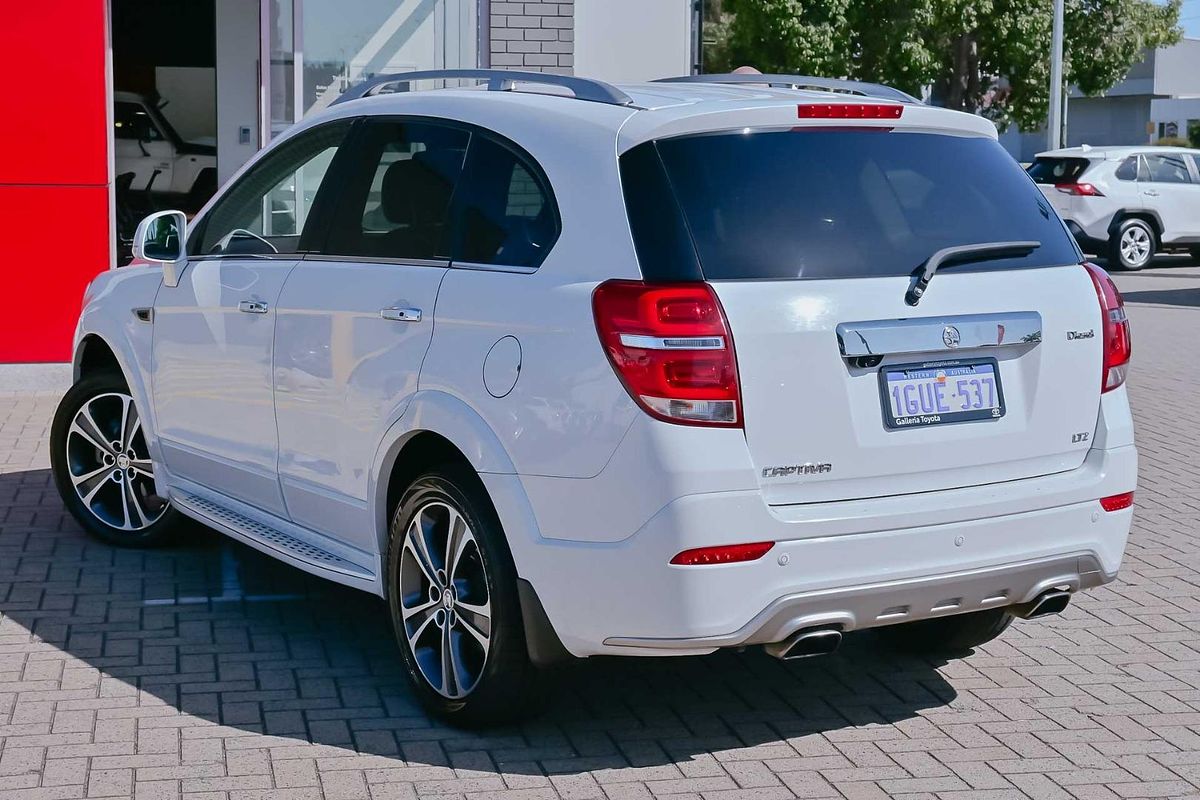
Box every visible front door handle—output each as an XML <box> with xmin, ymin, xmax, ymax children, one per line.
<box><xmin>238</xmin><ymin>300</ymin><xmax>268</xmax><ymax>314</ymax></box>
<box><xmin>1143</xmin><ymin>190</ymin><xmax>1160</xmax><ymax>197</ymax></box>
<box><xmin>380</xmin><ymin>307</ymin><xmax>422</xmax><ymax>322</ymax></box>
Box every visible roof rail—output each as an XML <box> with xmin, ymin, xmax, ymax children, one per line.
<box><xmin>654</xmin><ymin>73</ymin><xmax>920</xmax><ymax>104</ymax></box>
<box><xmin>332</xmin><ymin>69</ymin><xmax>635</xmax><ymax>107</ymax></box>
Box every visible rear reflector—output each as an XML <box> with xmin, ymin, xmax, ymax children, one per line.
<box><xmin>1055</xmin><ymin>182</ymin><xmax>1104</xmax><ymax>197</ymax></box>
<box><xmin>593</xmin><ymin>281</ymin><xmax>742</xmax><ymax>427</ymax></box>
<box><xmin>670</xmin><ymin>541</ymin><xmax>774</xmax><ymax>566</ymax></box>
<box><xmin>1099</xmin><ymin>492</ymin><xmax>1134</xmax><ymax>512</ymax></box>
<box><xmin>798</xmin><ymin>103</ymin><xmax>904</xmax><ymax>120</ymax></box>
<box><xmin>1083</xmin><ymin>263</ymin><xmax>1132</xmax><ymax>392</ymax></box>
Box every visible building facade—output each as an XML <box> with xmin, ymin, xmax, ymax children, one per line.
<box><xmin>0</xmin><ymin>0</ymin><xmax>697</xmax><ymax>363</ymax></box>
<box><xmin>1000</xmin><ymin>38</ymin><xmax>1200</xmax><ymax>162</ymax></box>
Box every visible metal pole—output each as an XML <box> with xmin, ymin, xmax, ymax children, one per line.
<box><xmin>1047</xmin><ymin>0</ymin><xmax>1065</xmax><ymax>150</ymax></box>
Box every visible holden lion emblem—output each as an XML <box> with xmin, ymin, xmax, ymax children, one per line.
<box><xmin>942</xmin><ymin>325</ymin><xmax>961</xmax><ymax>348</ymax></box>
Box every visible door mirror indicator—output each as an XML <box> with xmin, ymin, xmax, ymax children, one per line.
<box><xmin>132</xmin><ymin>210</ymin><xmax>187</xmax><ymax>287</ymax></box>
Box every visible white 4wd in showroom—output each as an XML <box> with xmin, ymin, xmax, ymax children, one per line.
<box><xmin>54</xmin><ymin>70</ymin><xmax>1137</xmax><ymax>724</ymax></box>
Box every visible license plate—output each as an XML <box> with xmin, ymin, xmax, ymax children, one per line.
<box><xmin>880</xmin><ymin>359</ymin><xmax>1005</xmax><ymax>429</ymax></box>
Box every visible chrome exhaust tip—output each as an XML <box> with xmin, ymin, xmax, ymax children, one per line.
<box><xmin>1017</xmin><ymin>588</ymin><xmax>1072</xmax><ymax>619</ymax></box>
<box><xmin>765</xmin><ymin>627</ymin><xmax>843</xmax><ymax>661</ymax></box>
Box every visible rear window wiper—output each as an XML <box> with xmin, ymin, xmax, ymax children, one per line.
<box><xmin>906</xmin><ymin>240</ymin><xmax>1041</xmax><ymax>306</ymax></box>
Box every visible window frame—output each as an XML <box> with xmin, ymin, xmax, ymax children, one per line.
<box><xmin>186</xmin><ymin>118</ymin><xmax>357</xmax><ymax>260</ymax></box>
<box><xmin>297</xmin><ymin>115</ymin><xmax>561</xmax><ymax>273</ymax></box>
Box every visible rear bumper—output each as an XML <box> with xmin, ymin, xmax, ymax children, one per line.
<box><xmin>493</xmin><ymin>444</ymin><xmax>1136</xmax><ymax>657</ymax></box>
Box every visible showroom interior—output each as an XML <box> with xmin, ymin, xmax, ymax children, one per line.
<box><xmin>0</xmin><ymin>1</ymin><xmax>693</xmax><ymax>364</ymax></box>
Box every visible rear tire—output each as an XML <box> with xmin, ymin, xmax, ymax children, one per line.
<box><xmin>875</xmin><ymin>608</ymin><xmax>1014</xmax><ymax>654</ymax></box>
<box><xmin>50</xmin><ymin>371</ymin><xmax>181</xmax><ymax>547</ymax></box>
<box><xmin>1110</xmin><ymin>218</ymin><xmax>1155</xmax><ymax>271</ymax></box>
<box><xmin>386</xmin><ymin>465</ymin><xmax>541</xmax><ymax>726</ymax></box>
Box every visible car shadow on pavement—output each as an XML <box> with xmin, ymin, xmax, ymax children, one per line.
<box><xmin>0</xmin><ymin>468</ymin><xmax>958</xmax><ymax>774</ymax></box>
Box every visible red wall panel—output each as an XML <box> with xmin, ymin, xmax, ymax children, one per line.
<box><xmin>0</xmin><ymin>2</ymin><xmax>111</xmax><ymax>363</ymax></box>
<box><xmin>0</xmin><ymin>186</ymin><xmax>111</xmax><ymax>362</ymax></box>
<box><xmin>0</xmin><ymin>5</ymin><xmax>110</xmax><ymax>186</ymax></box>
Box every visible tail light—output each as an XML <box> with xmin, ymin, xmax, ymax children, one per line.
<box><xmin>592</xmin><ymin>280</ymin><xmax>742</xmax><ymax>427</ymax></box>
<box><xmin>1083</xmin><ymin>263</ymin><xmax>1132</xmax><ymax>392</ymax></box>
<box><xmin>671</xmin><ymin>541</ymin><xmax>774</xmax><ymax>566</ymax></box>
<box><xmin>1055</xmin><ymin>183</ymin><xmax>1104</xmax><ymax>196</ymax></box>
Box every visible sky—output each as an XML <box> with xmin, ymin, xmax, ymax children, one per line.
<box><xmin>1185</xmin><ymin>0</ymin><xmax>1200</xmax><ymax>37</ymax></box>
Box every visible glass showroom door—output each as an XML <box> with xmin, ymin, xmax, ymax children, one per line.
<box><xmin>260</xmin><ymin>0</ymin><xmax>477</xmax><ymax>236</ymax></box>
<box><xmin>263</xmin><ymin>0</ymin><xmax>479</xmax><ymax>141</ymax></box>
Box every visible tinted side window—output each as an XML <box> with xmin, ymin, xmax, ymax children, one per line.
<box><xmin>191</xmin><ymin>121</ymin><xmax>351</xmax><ymax>256</ymax></box>
<box><xmin>451</xmin><ymin>136</ymin><xmax>559</xmax><ymax>269</ymax></box>
<box><xmin>1144</xmin><ymin>153</ymin><xmax>1192</xmax><ymax>184</ymax></box>
<box><xmin>323</xmin><ymin>121</ymin><xmax>468</xmax><ymax>260</ymax></box>
<box><xmin>114</xmin><ymin>102</ymin><xmax>161</xmax><ymax>141</ymax></box>
<box><xmin>1114</xmin><ymin>156</ymin><xmax>1138</xmax><ymax>181</ymax></box>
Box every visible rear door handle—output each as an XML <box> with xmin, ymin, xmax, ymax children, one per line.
<box><xmin>380</xmin><ymin>307</ymin><xmax>422</xmax><ymax>322</ymax></box>
<box><xmin>238</xmin><ymin>300</ymin><xmax>268</xmax><ymax>314</ymax></box>
<box><xmin>1143</xmin><ymin>190</ymin><xmax>1160</xmax><ymax>197</ymax></box>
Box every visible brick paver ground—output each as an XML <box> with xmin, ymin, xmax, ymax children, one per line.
<box><xmin>1</xmin><ymin>264</ymin><xmax>1198</xmax><ymax>800</ymax></box>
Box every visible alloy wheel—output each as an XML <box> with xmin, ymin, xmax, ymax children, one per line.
<box><xmin>398</xmin><ymin>501</ymin><xmax>492</xmax><ymax>699</ymax></box>
<box><xmin>64</xmin><ymin>392</ymin><xmax>167</xmax><ymax>531</ymax></box>
<box><xmin>1120</xmin><ymin>226</ymin><xmax>1151</xmax><ymax>268</ymax></box>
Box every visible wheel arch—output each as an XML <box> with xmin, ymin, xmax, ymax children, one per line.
<box><xmin>370</xmin><ymin>391</ymin><xmax>572</xmax><ymax>666</ymax></box>
<box><xmin>73</xmin><ymin>334</ymin><xmax>125</xmax><ymax>384</ymax></box>
<box><xmin>371</xmin><ymin>390</ymin><xmax>519</xmax><ymax>561</ymax></box>
<box><xmin>1109</xmin><ymin>210</ymin><xmax>1162</xmax><ymax>241</ymax></box>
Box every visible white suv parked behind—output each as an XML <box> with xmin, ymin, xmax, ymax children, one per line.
<box><xmin>54</xmin><ymin>71</ymin><xmax>1137</xmax><ymax>724</ymax></box>
<box><xmin>1029</xmin><ymin>145</ymin><xmax>1200</xmax><ymax>270</ymax></box>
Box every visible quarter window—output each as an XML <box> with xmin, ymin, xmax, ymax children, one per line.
<box><xmin>1143</xmin><ymin>153</ymin><xmax>1192</xmax><ymax>184</ymax></box>
<box><xmin>323</xmin><ymin>121</ymin><xmax>469</xmax><ymax>260</ymax></box>
<box><xmin>1114</xmin><ymin>156</ymin><xmax>1138</xmax><ymax>181</ymax></box>
<box><xmin>191</xmin><ymin>121</ymin><xmax>351</xmax><ymax>257</ymax></box>
<box><xmin>451</xmin><ymin>136</ymin><xmax>559</xmax><ymax>269</ymax></box>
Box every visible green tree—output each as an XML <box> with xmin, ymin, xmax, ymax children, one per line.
<box><xmin>717</xmin><ymin>0</ymin><xmax>1181</xmax><ymax>131</ymax></box>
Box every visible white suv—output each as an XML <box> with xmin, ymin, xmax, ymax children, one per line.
<box><xmin>53</xmin><ymin>70</ymin><xmax>1137</xmax><ymax>724</ymax></box>
<box><xmin>1029</xmin><ymin>145</ymin><xmax>1200</xmax><ymax>270</ymax></box>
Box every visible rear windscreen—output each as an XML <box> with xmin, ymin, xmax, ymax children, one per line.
<box><xmin>1027</xmin><ymin>156</ymin><xmax>1092</xmax><ymax>185</ymax></box>
<box><xmin>622</xmin><ymin>130</ymin><xmax>1080</xmax><ymax>282</ymax></box>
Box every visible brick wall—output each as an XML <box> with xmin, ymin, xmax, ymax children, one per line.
<box><xmin>489</xmin><ymin>2</ymin><xmax>574</xmax><ymax>74</ymax></box>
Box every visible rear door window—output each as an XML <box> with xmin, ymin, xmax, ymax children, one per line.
<box><xmin>1143</xmin><ymin>153</ymin><xmax>1193</xmax><ymax>184</ymax></box>
<box><xmin>634</xmin><ymin>130</ymin><xmax>1080</xmax><ymax>281</ymax></box>
<box><xmin>322</xmin><ymin>120</ymin><xmax>469</xmax><ymax>260</ymax></box>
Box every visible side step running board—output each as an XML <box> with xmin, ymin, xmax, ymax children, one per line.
<box><xmin>174</xmin><ymin>493</ymin><xmax>374</xmax><ymax>580</ymax></box>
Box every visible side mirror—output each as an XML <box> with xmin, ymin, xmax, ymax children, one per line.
<box><xmin>132</xmin><ymin>210</ymin><xmax>187</xmax><ymax>287</ymax></box>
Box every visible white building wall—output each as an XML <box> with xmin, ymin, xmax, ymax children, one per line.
<box><xmin>215</xmin><ymin>0</ymin><xmax>260</xmax><ymax>184</ymax></box>
<box><xmin>574</xmin><ymin>0</ymin><xmax>691</xmax><ymax>83</ymax></box>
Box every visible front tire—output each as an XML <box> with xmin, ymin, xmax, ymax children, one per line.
<box><xmin>875</xmin><ymin>608</ymin><xmax>1014</xmax><ymax>654</ymax></box>
<box><xmin>50</xmin><ymin>371</ymin><xmax>180</xmax><ymax>546</ymax></box>
<box><xmin>387</xmin><ymin>466</ymin><xmax>539</xmax><ymax>725</ymax></box>
<box><xmin>1110</xmin><ymin>218</ymin><xmax>1155</xmax><ymax>271</ymax></box>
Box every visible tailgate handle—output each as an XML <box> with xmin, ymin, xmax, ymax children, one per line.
<box><xmin>836</xmin><ymin>312</ymin><xmax>1042</xmax><ymax>358</ymax></box>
